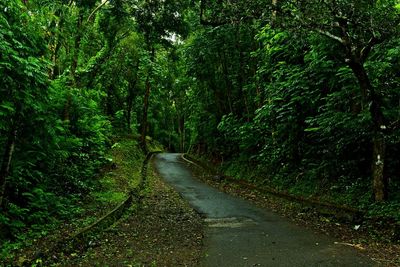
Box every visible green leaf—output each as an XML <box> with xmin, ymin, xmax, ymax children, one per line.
<box><xmin>0</xmin><ymin>102</ymin><xmax>15</xmax><ymax>112</ymax></box>
<box><xmin>304</xmin><ymin>127</ymin><xmax>320</xmax><ymax>132</ymax></box>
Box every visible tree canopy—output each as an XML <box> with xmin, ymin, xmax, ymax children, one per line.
<box><xmin>1</xmin><ymin>0</ymin><xmax>399</xmax><ymax>255</ymax></box>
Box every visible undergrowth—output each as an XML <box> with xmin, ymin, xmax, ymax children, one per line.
<box><xmin>0</xmin><ymin>137</ymin><xmax>148</xmax><ymax>264</ymax></box>
<box><xmin>219</xmin><ymin>159</ymin><xmax>400</xmax><ymax>223</ymax></box>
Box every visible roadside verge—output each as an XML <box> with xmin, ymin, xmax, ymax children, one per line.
<box><xmin>181</xmin><ymin>153</ymin><xmax>400</xmax><ymax>267</ymax></box>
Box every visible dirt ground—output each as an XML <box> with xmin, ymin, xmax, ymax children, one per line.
<box><xmin>59</xmin><ymin>168</ymin><xmax>204</xmax><ymax>266</ymax></box>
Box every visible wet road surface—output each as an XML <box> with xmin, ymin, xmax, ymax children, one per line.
<box><xmin>154</xmin><ymin>153</ymin><xmax>374</xmax><ymax>267</ymax></box>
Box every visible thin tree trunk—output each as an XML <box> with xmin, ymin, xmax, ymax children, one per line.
<box><xmin>51</xmin><ymin>37</ymin><xmax>61</xmax><ymax>79</ymax></box>
<box><xmin>182</xmin><ymin>121</ymin><xmax>185</xmax><ymax>153</ymax></box>
<box><xmin>348</xmin><ymin>61</ymin><xmax>368</xmax><ymax>109</ymax></box>
<box><xmin>235</xmin><ymin>25</ymin><xmax>251</xmax><ymax>120</ymax></box>
<box><xmin>178</xmin><ymin>115</ymin><xmax>185</xmax><ymax>152</ymax></box>
<box><xmin>64</xmin><ymin>10</ymin><xmax>83</xmax><ymax>122</ymax></box>
<box><xmin>140</xmin><ymin>74</ymin><xmax>151</xmax><ymax>153</ymax></box>
<box><xmin>0</xmin><ymin>127</ymin><xmax>17</xmax><ymax>208</ymax></box>
<box><xmin>71</xmin><ymin>13</ymin><xmax>83</xmax><ymax>85</ymax></box>
<box><xmin>125</xmin><ymin>62</ymin><xmax>139</xmax><ymax>133</ymax></box>
<box><xmin>126</xmin><ymin>89</ymin><xmax>133</xmax><ymax>132</ymax></box>
<box><xmin>106</xmin><ymin>85</ymin><xmax>114</xmax><ymax>117</ymax></box>
<box><xmin>49</xmin><ymin>8</ymin><xmax>65</xmax><ymax>80</ymax></box>
<box><xmin>221</xmin><ymin>51</ymin><xmax>233</xmax><ymax>113</ymax></box>
<box><xmin>140</xmin><ymin>47</ymin><xmax>155</xmax><ymax>153</ymax></box>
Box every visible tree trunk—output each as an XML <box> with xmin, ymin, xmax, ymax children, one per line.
<box><xmin>235</xmin><ymin>25</ymin><xmax>251</xmax><ymax>120</ymax></box>
<box><xmin>63</xmin><ymin>94</ymin><xmax>72</xmax><ymax>122</ymax></box>
<box><xmin>347</xmin><ymin>61</ymin><xmax>369</xmax><ymax>108</ymax></box>
<box><xmin>140</xmin><ymin>47</ymin><xmax>155</xmax><ymax>153</ymax></box>
<box><xmin>49</xmin><ymin>8</ymin><xmax>65</xmax><ymax>80</ymax></box>
<box><xmin>221</xmin><ymin>51</ymin><xmax>233</xmax><ymax>113</ymax></box>
<box><xmin>372</xmin><ymin>133</ymin><xmax>386</xmax><ymax>201</ymax></box>
<box><xmin>140</xmin><ymin>74</ymin><xmax>151</xmax><ymax>154</ymax></box>
<box><xmin>125</xmin><ymin>62</ymin><xmax>139</xmax><ymax>133</ymax></box>
<box><xmin>126</xmin><ymin>91</ymin><xmax>133</xmax><ymax>132</ymax></box>
<box><xmin>64</xmin><ymin>10</ymin><xmax>83</xmax><ymax>122</ymax></box>
<box><xmin>71</xmin><ymin>12</ymin><xmax>83</xmax><ymax>85</ymax></box>
<box><xmin>0</xmin><ymin>127</ymin><xmax>17</xmax><ymax>208</ymax></box>
<box><xmin>348</xmin><ymin>60</ymin><xmax>387</xmax><ymax>201</ymax></box>
<box><xmin>178</xmin><ymin>115</ymin><xmax>185</xmax><ymax>152</ymax></box>
<box><xmin>106</xmin><ymin>85</ymin><xmax>114</xmax><ymax>117</ymax></box>
<box><xmin>50</xmin><ymin>37</ymin><xmax>62</xmax><ymax>79</ymax></box>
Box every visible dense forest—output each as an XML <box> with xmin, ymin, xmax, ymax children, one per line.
<box><xmin>1</xmin><ymin>0</ymin><xmax>399</xmax><ymax>258</ymax></box>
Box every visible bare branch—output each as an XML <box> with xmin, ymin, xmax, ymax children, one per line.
<box><xmin>315</xmin><ymin>29</ymin><xmax>346</xmax><ymax>45</ymax></box>
<box><xmin>87</xmin><ymin>0</ymin><xmax>110</xmax><ymax>22</ymax></box>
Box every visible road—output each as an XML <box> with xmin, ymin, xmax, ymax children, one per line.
<box><xmin>154</xmin><ymin>153</ymin><xmax>374</xmax><ymax>267</ymax></box>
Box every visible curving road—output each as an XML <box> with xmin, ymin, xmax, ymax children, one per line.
<box><xmin>154</xmin><ymin>153</ymin><xmax>374</xmax><ymax>267</ymax></box>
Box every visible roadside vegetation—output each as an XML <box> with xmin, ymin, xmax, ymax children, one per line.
<box><xmin>0</xmin><ymin>0</ymin><xmax>186</xmax><ymax>260</ymax></box>
<box><xmin>174</xmin><ymin>1</ymin><xmax>400</xmax><ymax>225</ymax></box>
<box><xmin>1</xmin><ymin>138</ymin><xmax>146</xmax><ymax>265</ymax></box>
<box><xmin>185</xmin><ymin>156</ymin><xmax>400</xmax><ymax>266</ymax></box>
<box><xmin>1</xmin><ymin>0</ymin><xmax>399</xmax><ymax>264</ymax></box>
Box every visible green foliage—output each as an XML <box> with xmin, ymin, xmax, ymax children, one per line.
<box><xmin>166</xmin><ymin>1</ymin><xmax>400</xmax><ymax>211</ymax></box>
<box><xmin>366</xmin><ymin>202</ymin><xmax>400</xmax><ymax>222</ymax></box>
<box><xmin>1</xmin><ymin>0</ymin><xmax>400</xmax><ymax>256</ymax></box>
<box><xmin>45</xmin><ymin>79</ymin><xmax>112</xmax><ymax>193</ymax></box>
<box><xmin>133</xmin><ymin>0</ymin><xmax>189</xmax><ymax>45</ymax></box>
<box><xmin>1</xmin><ymin>0</ymin><xmax>120</xmax><ymax>248</ymax></box>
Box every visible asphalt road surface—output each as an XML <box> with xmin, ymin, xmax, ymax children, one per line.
<box><xmin>154</xmin><ymin>153</ymin><xmax>374</xmax><ymax>267</ymax></box>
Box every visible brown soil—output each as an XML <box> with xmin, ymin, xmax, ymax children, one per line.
<box><xmin>58</xmin><ymin>168</ymin><xmax>204</xmax><ymax>266</ymax></box>
<box><xmin>5</xmin><ymin>142</ymin><xmax>204</xmax><ymax>267</ymax></box>
<box><xmin>185</xmin><ymin>160</ymin><xmax>400</xmax><ymax>267</ymax></box>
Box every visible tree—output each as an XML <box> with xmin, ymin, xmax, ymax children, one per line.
<box><xmin>0</xmin><ymin>0</ymin><xmax>49</xmax><ymax>207</ymax></box>
<box><xmin>129</xmin><ymin>0</ymin><xmax>189</xmax><ymax>152</ymax></box>
<box><xmin>196</xmin><ymin>0</ymin><xmax>400</xmax><ymax>202</ymax></box>
<box><xmin>274</xmin><ymin>0</ymin><xmax>400</xmax><ymax>201</ymax></box>
<box><xmin>1</xmin><ymin>0</ymin><xmax>124</xmax><ymax>240</ymax></box>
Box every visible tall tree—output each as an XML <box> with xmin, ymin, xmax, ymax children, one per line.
<box><xmin>0</xmin><ymin>0</ymin><xmax>49</xmax><ymax>207</ymax></box>
<box><xmin>273</xmin><ymin>0</ymin><xmax>400</xmax><ymax>201</ymax></box>
<box><xmin>195</xmin><ymin>0</ymin><xmax>400</xmax><ymax>202</ymax></box>
<box><xmin>130</xmin><ymin>0</ymin><xmax>189</xmax><ymax>152</ymax></box>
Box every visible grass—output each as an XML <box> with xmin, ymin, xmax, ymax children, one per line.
<box><xmin>92</xmin><ymin>191</ymin><xmax>127</xmax><ymax>204</ymax></box>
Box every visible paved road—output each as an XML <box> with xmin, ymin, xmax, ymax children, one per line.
<box><xmin>154</xmin><ymin>153</ymin><xmax>374</xmax><ymax>267</ymax></box>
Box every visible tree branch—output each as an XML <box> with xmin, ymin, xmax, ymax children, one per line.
<box><xmin>87</xmin><ymin>0</ymin><xmax>110</xmax><ymax>22</ymax></box>
<box><xmin>360</xmin><ymin>36</ymin><xmax>382</xmax><ymax>62</ymax></box>
<box><xmin>315</xmin><ymin>28</ymin><xmax>346</xmax><ymax>45</ymax></box>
